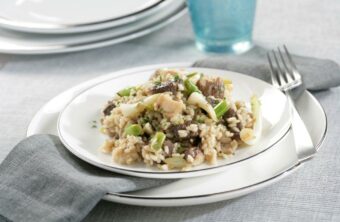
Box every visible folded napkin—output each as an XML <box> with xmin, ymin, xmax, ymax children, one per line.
<box><xmin>0</xmin><ymin>135</ymin><xmax>171</xmax><ymax>222</ymax></box>
<box><xmin>194</xmin><ymin>46</ymin><xmax>340</xmax><ymax>91</ymax></box>
<box><xmin>1</xmin><ymin>46</ymin><xmax>340</xmax><ymax>222</ymax></box>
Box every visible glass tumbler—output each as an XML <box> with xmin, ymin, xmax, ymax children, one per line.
<box><xmin>187</xmin><ymin>0</ymin><xmax>257</xmax><ymax>53</ymax></box>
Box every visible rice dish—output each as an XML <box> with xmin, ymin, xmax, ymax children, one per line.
<box><xmin>100</xmin><ymin>69</ymin><xmax>261</xmax><ymax>170</ymax></box>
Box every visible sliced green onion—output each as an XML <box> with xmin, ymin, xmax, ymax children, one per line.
<box><xmin>174</xmin><ymin>74</ymin><xmax>181</xmax><ymax>82</ymax></box>
<box><xmin>124</xmin><ymin>124</ymin><xmax>143</xmax><ymax>136</ymax></box>
<box><xmin>184</xmin><ymin>79</ymin><xmax>201</xmax><ymax>95</ymax></box>
<box><xmin>214</xmin><ymin>100</ymin><xmax>229</xmax><ymax>119</ymax></box>
<box><xmin>117</xmin><ymin>87</ymin><xmax>135</xmax><ymax>97</ymax></box>
<box><xmin>187</xmin><ymin>72</ymin><xmax>202</xmax><ymax>84</ymax></box>
<box><xmin>186</xmin><ymin>72</ymin><xmax>197</xmax><ymax>78</ymax></box>
<box><xmin>154</xmin><ymin>80</ymin><xmax>161</xmax><ymax>86</ymax></box>
<box><xmin>164</xmin><ymin>157</ymin><xmax>187</xmax><ymax>169</ymax></box>
<box><xmin>150</xmin><ymin>132</ymin><xmax>166</xmax><ymax>151</ymax></box>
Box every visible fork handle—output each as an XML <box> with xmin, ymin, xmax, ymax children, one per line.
<box><xmin>287</xmin><ymin>93</ymin><xmax>316</xmax><ymax>162</ymax></box>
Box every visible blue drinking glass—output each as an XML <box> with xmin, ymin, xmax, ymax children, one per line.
<box><xmin>186</xmin><ymin>0</ymin><xmax>257</xmax><ymax>53</ymax></box>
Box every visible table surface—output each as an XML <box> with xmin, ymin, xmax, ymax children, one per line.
<box><xmin>0</xmin><ymin>0</ymin><xmax>339</xmax><ymax>221</ymax></box>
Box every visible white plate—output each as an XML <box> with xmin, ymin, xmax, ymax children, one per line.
<box><xmin>57</xmin><ymin>67</ymin><xmax>291</xmax><ymax>179</ymax></box>
<box><xmin>0</xmin><ymin>3</ymin><xmax>186</xmax><ymax>54</ymax></box>
<box><xmin>0</xmin><ymin>0</ymin><xmax>185</xmax><ymax>54</ymax></box>
<box><xmin>0</xmin><ymin>0</ymin><xmax>165</xmax><ymax>34</ymax></box>
<box><xmin>27</xmin><ymin>63</ymin><xmax>327</xmax><ymax>206</ymax></box>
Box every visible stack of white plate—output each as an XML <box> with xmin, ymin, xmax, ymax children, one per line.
<box><xmin>0</xmin><ymin>0</ymin><xmax>186</xmax><ymax>54</ymax></box>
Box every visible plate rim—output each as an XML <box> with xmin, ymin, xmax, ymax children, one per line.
<box><xmin>57</xmin><ymin>66</ymin><xmax>292</xmax><ymax>176</ymax></box>
<box><xmin>0</xmin><ymin>0</ymin><xmax>167</xmax><ymax>33</ymax></box>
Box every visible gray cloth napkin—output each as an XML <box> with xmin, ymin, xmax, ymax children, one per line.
<box><xmin>1</xmin><ymin>47</ymin><xmax>340</xmax><ymax>222</ymax></box>
<box><xmin>0</xmin><ymin>135</ymin><xmax>171</xmax><ymax>222</ymax></box>
<box><xmin>194</xmin><ymin>46</ymin><xmax>340</xmax><ymax>90</ymax></box>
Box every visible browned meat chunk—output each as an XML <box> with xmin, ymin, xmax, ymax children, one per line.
<box><xmin>166</xmin><ymin>124</ymin><xmax>186</xmax><ymax>140</ymax></box>
<box><xmin>197</xmin><ymin>77</ymin><xmax>225</xmax><ymax>99</ymax></box>
<box><xmin>151</xmin><ymin>81</ymin><xmax>178</xmax><ymax>94</ymax></box>
<box><xmin>223</xmin><ymin>107</ymin><xmax>236</xmax><ymax>119</ymax></box>
<box><xmin>222</xmin><ymin>108</ymin><xmax>243</xmax><ymax>140</ymax></box>
<box><xmin>102</xmin><ymin>102</ymin><xmax>116</xmax><ymax>116</ymax></box>
<box><xmin>166</xmin><ymin>122</ymin><xmax>200</xmax><ymax>146</ymax></box>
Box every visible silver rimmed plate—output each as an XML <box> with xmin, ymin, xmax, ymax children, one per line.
<box><xmin>0</xmin><ymin>0</ymin><xmax>186</xmax><ymax>54</ymax></box>
<box><xmin>27</xmin><ymin>63</ymin><xmax>327</xmax><ymax>206</ymax></box>
<box><xmin>57</xmin><ymin>67</ymin><xmax>291</xmax><ymax>179</ymax></box>
<box><xmin>0</xmin><ymin>0</ymin><xmax>168</xmax><ymax>34</ymax></box>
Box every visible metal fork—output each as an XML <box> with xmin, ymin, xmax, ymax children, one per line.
<box><xmin>267</xmin><ymin>45</ymin><xmax>316</xmax><ymax>162</ymax></box>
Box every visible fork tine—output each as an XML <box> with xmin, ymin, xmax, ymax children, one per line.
<box><xmin>283</xmin><ymin>45</ymin><xmax>302</xmax><ymax>81</ymax></box>
<box><xmin>267</xmin><ymin>53</ymin><xmax>280</xmax><ymax>88</ymax></box>
<box><xmin>283</xmin><ymin>45</ymin><xmax>298</xmax><ymax>70</ymax></box>
<box><xmin>272</xmin><ymin>50</ymin><xmax>287</xmax><ymax>86</ymax></box>
<box><xmin>267</xmin><ymin>45</ymin><xmax>303</xmax><ymax>92</ymax></box>
<box><xmin>277</xmin><ymin>47</ymin><xmax>294</xmax><ymax>82</ymax></box>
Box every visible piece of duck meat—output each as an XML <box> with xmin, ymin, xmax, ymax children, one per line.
<box><xmin>197</xmin><ymin>77</ymin><xmax>225</xmax><ymax>99</ymax></box>
<box><xmin>150</xmin><ymin>81</ymin><xmax>178</xmax><ymax>94</ymax></box>
<box><xmin>102</xmin><ymin>101</ymin><xmax>116</xmax><ymax>116</ymax></box>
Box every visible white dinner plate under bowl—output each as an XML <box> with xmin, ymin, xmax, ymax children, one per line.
<box><xmin>57</xmin><ymin>67</ymin><xmax>291</xmax><ymax>179</ymax></box>
<box><xmin>27</xmin><ymin>63</ymin><xmax>327</xmax><ymax>206</ymax></box>
<box><xmin>0</xmin><ymin>0</ymin><xmax>166</xmax><ymax>34</ymax></box>
<box><xmin>0</xmin><ymin>0</ymin><xmax>186</xmax><ymax>55</ymax></box>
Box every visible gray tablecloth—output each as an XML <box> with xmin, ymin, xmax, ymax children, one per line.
<box><xmin>0</xmin><ymin>0</ymin><xmax>339</xmax><ymax>221</ymax></box>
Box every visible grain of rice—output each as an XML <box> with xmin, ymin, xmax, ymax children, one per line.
<box><xmin>178</xmin><ymin>130</ymin><xmax>188</xmax><ymax>138</ymax></box>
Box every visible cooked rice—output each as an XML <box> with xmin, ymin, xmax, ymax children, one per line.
<box><xmin>99</xmin><ymin>69</ymin><xmax>257</xmax><ymax>170</ymax></box>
